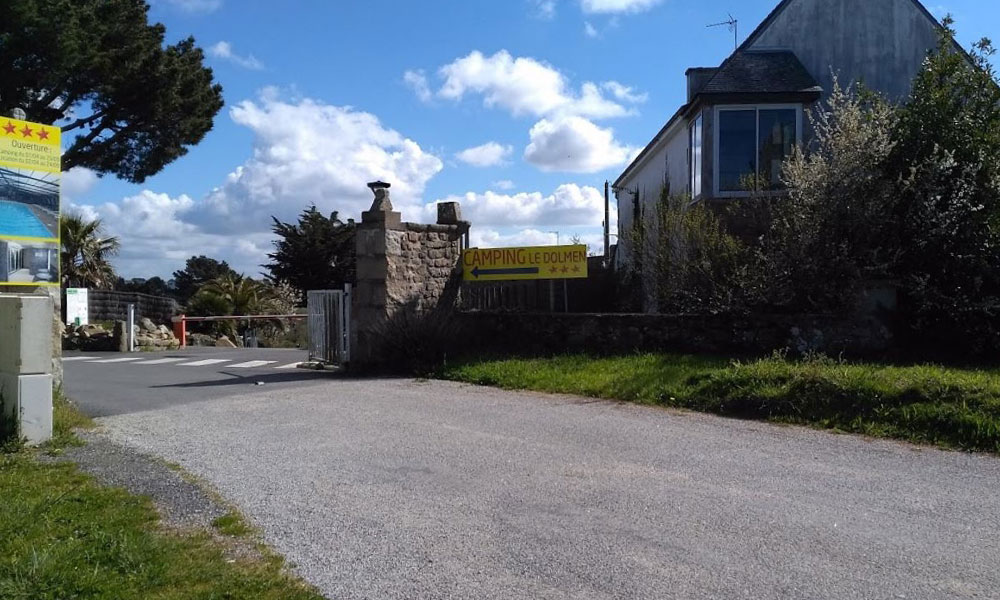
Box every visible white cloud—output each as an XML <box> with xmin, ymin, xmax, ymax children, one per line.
<box><xmin>579</xmin><ymin>0</ymin><xmax>662</xmax><ymax>14</ymax></box>
<box><xmin>603</xmin><ymin>81</ymin><xmax>648</xmax><ymax>103</ymax></box>
<box><xmin>455</xmin><ymin>142</ymin><xmax>513</xmax><ymax>167</ymax></box>
<box><xmin>472</xmin><ymin>228</ymin><xmax>559</xmax><ymax>248</ymax></box>
<box><xmin>425</xmin><ymin>183</ymin><xmax>612</xmax><ymax>228</ymax></box>
<box><xmin>197</xmin><ymin>89</ymin><xmax>443</xmax><ymax>233</ymax></box>
<box><xmin>76</xmin><ymin>90</ymin><xmax>444</xmax><ymax>278</ymax></box>
<box><xmin>69</xmin><ymin>190</ymin><xmax>274</xmax><ymax>277</ymax></box>
<box><xmin>159</xmin><ymin>0</ymin><xmax>222</xmax><ymax>13</ymax></box>
<box><xmin>493</xmin><ymin>179</ymin><xmax>516</xmax><ymax>190</ymax></box>
<box><xmin>61</xmin><ymin>167</ymin><xmax>99</xmax><ymax>204</ymax></box>
<box><xmin>435</xmin><ymin>50</ymin><xmax>636</xmax><ymax>119</ymax></box>
<box><xmin>532</xmin><ymin>0</ymin><xmax>557</xmax><ymax>19</ymax></box>
<box><xmin>524</xmin><ymin>116</ymin><xmax>635</xmax><ymax>173</ymax></box>
<box><xmin>469</xmin><ymin>228</ymin><xmax>607</xmax><ymax>255</ymax></box>
<box><xmin>584</xmin><ymin>22</ymin><xmax>599</xmax><ymax>38</ymax></box>
<box><xmin>403</xmin><ymin>70</ymin><xmax>432</xmax><ymax>103</ymax></box>
<box><xmin>209</xmin><ymin>41</ymin><xmax>264</xmax><ymax>70</ymax></box>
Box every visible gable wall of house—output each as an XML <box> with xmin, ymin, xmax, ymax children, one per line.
<box><xmin>615</xmin><ymin>122</ymin><xmax>689</xmax><ymax>270</ymax></box>
<box><xmin>748</xmin><ymin>0</ymin><xmax>942</xmax><ymax>101</ymax></box>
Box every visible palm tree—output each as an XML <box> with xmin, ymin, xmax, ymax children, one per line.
<box><xmin>196</xmin><ymin>273</ymin><xmax>268</xmax><ymax>316</ymax></box>
<box><xmin>189</xmin><ymin>273</ymin><xmax>279</xmax><ymax>341</ymax></box>
<box><xmin>61</xmin><ymin>213</ymin><xmax>120</xmax><ymax>288</ymax></box>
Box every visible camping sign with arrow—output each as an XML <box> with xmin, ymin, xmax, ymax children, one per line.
<box><xmin>462</xmin><ymin>245</ymin><xmax>588</xmax><ymax>282</ymax></box>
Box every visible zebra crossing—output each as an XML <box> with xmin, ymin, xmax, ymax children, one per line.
<box><xmin>62</xmin><ymin>355</ymin><xmax>305</xmax><ymax>370</ymax></box>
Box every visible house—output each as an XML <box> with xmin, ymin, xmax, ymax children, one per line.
<box><xmin>614</xmin><ymin>0</ymin><xmax>963</xmax><ymax>271</ymax></box>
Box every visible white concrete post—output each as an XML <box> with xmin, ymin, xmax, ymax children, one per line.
<box><xmin>127</xmin><ymin>303</ymin><xmax>136</xmax><ymax>352</ymax></box>
<box><xmin>0</xmin><ymin>295</ymin><xmax>53</xmax><ymax>445</ymax></box>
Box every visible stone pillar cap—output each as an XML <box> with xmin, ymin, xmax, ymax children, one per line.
<box><xmin>366</xmin><ymin>180</ymin><xmax>394</xmax><ymax>213</ymax></box>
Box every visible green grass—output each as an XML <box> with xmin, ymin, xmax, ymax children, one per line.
<box><xmin>0</xmin><ymin>389</ymin><xmax>324</xmax><ymax>599</ymax></box>
<box><xmin>440</xmin><ymin>353</ymin><xmax>1000</xmax><ymax>454</ymax></box>
<box><xmin>212</xmin><ymin>511</ymin><xmax>254</xmax><ymax>538</ymax></box>
<box><xmin>47</xmin><ymin>388</ymin><xmax>96</xmax><ymax>451</ymax></box>
<box><xmin>0</xmin><ymin>454</ymin><xmax>323</xmax><ymax>600</ymax></box>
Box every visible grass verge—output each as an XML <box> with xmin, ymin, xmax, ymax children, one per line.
<box><xmin>0</xmin><ymin>453</ymin><xmax>323</xmax><ymax>600</ymax></box>
<box><xmin>0</xmin><ymin>390</ymin><xmax>324</xmax><ymax>600</ymax></box>
<box><xmin>440</xmin><ymin>353</ymin><xmax>1000</xmax><ymax>454</ymax></box>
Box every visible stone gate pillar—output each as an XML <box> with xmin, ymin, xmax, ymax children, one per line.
<box><xmin>351</xmin><ymin>181</ymin><xmax>469</xmax><ymax>368</ymax></box>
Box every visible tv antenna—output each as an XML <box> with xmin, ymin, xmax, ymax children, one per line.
<box><xmin>708</xmin><ymin>14</ymin><xmax>739</xmax><ymax>50</ymax></box>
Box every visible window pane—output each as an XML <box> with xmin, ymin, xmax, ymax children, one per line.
<box><xmin>718</xmin><ymin>110</ymin><xmax>757</xmax><ymax>192</ymax></box>
<box><xmin>690</xmin><ymin>115</ymin><xmax>703</xmax><ymax>198</ymax></box>
<box><xmin>758</xmin><ymin>109</ymin><xmax>797</xmax><ymax>190</ymax></box>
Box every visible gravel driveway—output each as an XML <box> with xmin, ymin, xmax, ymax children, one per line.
<box><xmin>95</xmin><ymin>378</ymin><xmax>1000</xmax><ymax>599</ymax></box>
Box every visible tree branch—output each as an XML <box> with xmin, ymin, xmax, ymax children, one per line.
<box><xmin>62</xmin><ymin>120</ymin><xmax>110</xmax><ymax>170</ymax></box>
<box><xmin>62</xmin><ymin>111</ymin><xmax>107</xmax><ymax>133</ymax></box>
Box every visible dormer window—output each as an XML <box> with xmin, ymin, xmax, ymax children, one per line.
<box><xmin>714</xmin><ymin>104</ymin><xmax>802</xmax><ymax>196</ymax></box>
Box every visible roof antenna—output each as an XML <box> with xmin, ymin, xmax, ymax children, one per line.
<box><xmin>708</xmin><ymin>13</ymin><xmax>738</xmax><ymax>51</ymax></box>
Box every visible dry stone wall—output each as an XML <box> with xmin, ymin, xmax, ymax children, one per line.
<box><xmin>387</xmin><ymin>224</ymin><xmax>464</xmax><ymax>311</ymax></box>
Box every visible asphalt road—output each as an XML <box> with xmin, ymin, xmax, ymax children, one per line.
<box><xmin>79</xmin><ymin>373</ymin><xmax>1000</xmax><ymax>600</ymax></box>
<box><xmin>63</xmin><ymin>347</ymin><xmax>331</xmax><ymax>417</ymax></box>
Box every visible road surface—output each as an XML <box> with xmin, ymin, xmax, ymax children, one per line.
<box><xmin>65</xmin><ymin>356</ymin><xmax>1000</xmax><ymax>599</ymax></box>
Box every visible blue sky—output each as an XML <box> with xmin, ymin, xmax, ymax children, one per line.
<box><xmin>65</xmin><ymin>0</ymin><xmax>1000</xmax><ymax>279</ymax></box>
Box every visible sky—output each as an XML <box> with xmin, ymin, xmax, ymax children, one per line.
<box><xmin>63</xmin><ymin>0</ymin><xmax>1000</xmax><ymax>280</ymax></box>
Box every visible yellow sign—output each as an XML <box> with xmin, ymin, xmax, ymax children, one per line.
<box><xmin>0</xmin><ymin>117</ymin><xmax>61</xmax><ymax>173</ymax></box>
<box><xmin>0</xmin><ymin>116</ymin><xmax>61</xmax><ymax>287</ymax></box>
<box><xmin>463</xmin><ymin>245</ymin><xmax>588</xmax><ymax>281</ymax></box>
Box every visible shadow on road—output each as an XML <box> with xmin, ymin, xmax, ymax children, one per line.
<box><xmin>148</xmin><ymin>370</ymin><xmax>345</xmax><ymax>389</ymax></box>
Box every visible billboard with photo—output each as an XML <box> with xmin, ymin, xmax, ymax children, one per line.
<box><xmin>0</xmin><ymin>117</ymin><xmax>60</xmax><ymax>287</ymax></box>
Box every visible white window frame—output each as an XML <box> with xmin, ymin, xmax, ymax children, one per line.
<box><xmin>689</xmin><ymin>114</ymin><xmax>703</xmax><ymax>199</ymax></box>
<box><xmin>712</xmin><ymin>103</ymin><xmax>803</xmax><ymax>198</ymax></box>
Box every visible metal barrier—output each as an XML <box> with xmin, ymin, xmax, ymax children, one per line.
<box><xmin>171</xmin><ymin>314</ymin><xmax>307</xmax><ymax>348</ymax></box>
<box><xmin>307</xmin><ymin>286</ymin><xmax>351</xmax><ymax>365</ymax></box>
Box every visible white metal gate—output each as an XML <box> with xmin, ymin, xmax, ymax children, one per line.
<box><xmin>307</xmin><ymin>286</ymin><xmax>351</xmax><ymax>365</ymax></box>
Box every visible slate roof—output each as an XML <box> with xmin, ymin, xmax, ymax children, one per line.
<box><xmin>698</xmin><ymin>50</ymin><xmax>821</xmax><ymax>95</ymax></box>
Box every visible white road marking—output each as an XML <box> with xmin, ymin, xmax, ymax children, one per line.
<box><xmin>275</xmin><ymin>362</ymin><xmax>304</xmax><ymax>370</ymax></box>
<box><xmin>62</xmin><ymin>356</ymin><xmax>99</xmax><ymax>362</ymax></box>
<box><xmin>178</xmin><ymin>359</ymin><xmax>232</xmax><ymax>367</ymax></box>
<box><xmin>90</xmin><ymin>357</ymin><xmax>145</xmax><ymax>364</ymax></box>
<box><xmin>133</xmin><ymin>358</ymin><xmax>187</xmax><ymax>365</ymax></box>
<box><xmin>229</xmin><ymin>360</ymin><xmax>278</xmax><ymax>369</ymax></box>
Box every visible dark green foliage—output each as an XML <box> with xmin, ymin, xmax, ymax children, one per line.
<box><xmin>172</xmin><ymin>255</ymin><xmax>236</xmax><ymax>304</ymax></box>
<box><xmin>888</xmin><ymin>21</ymin><xmax>1000</xmax><ymax>354</ymax></box>
<box><xmin>60</xmin><ymin>212</ymin><xmax>120</xmax><ymax>289</ymax></box>
<box><xmin>265</xmin><ymin>206</ymin><xmax>356</xmax><ymax>299</ymax></box>
<box><xmin>0</xmin><ymin>0</ymin><xmax>224</xmax><ymax>182</ymax></box>
<box><xmin>115</xmin><ymin>276</ymin><xmax>172</xmax><ymax>297</ymax></box>
<box><xmin>369</xmin><ymin>306</ymin><xmax>465</xmax><ymax>376</ymax></box>
<box><xmin>443</xmin><ymin>353</ymin><xmax>1000</xmax><ymax>454</ymax></box>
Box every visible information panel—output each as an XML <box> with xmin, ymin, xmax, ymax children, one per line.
<box><xmin>0</xmin><ymin>117</ymin><xmax>61</xmax><ymax>287</ymax></box>
<box><xmin>463</xmin><ymin>245</ymin><xmax>588</xmax><ymax>282</ymax></box>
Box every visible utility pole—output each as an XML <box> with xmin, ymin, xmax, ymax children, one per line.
<box><xmin>604</xmin><ymin>180</ymin><xmax>611</xmax><ymax>266</ymax></box>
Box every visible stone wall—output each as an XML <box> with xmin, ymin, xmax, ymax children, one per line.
<box><xmin>387</xmin><ymin>224</ymin><xmax>464</xmax><ymax>311</ymax></box>
<box><xmin>456</xmin><ymin>312</ymin><xmax>894</xmax><ymax>358</ymax></box>
<box><xmin>84</xmin><ymin>290</ymin><xmax>179</xmax><ymax>325</ymax></box>
<box><xmin>351</xmin><ymin>182</ymin><xmax>468</xmax><ymax>366</ymax></box>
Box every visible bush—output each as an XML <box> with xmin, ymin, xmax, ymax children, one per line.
<box><xmin>760</xmin><ymin>82</ymin><xmax>901</xmax><ymax>313</ymax></box>
<box><xmin>630</xmin><ymin>190</ymin><xmax>761</xmax><ymax>314</ymax></box>
<box><xmin>369</xmin><ymin>306</ymin><xmax>467</xmax><ymax>375</ymax></box>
